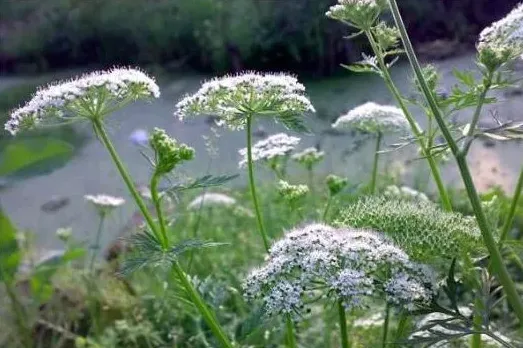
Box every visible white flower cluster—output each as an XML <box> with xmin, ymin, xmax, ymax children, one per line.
<box><xmin>5</xmin><ymin>68</ymin><xmax>160</xmax><ymax>135</ymax></box>
<box><xmin>85</xmin><ymin>194</ymin><xmax>125</xmax><ymax>215</ymax></box>
<box><xmin>238</xmin><ymin>133</ymin><xmax>300</xmax><ymax>168</ymax></box>
<box><xmin>411</xmin><ymin>308</ymin><xmax>514</xmax><ymax>347</ymax></box>
<box><xmin>292</xmin><ymin>147</ymin><xmax>325</xmax><ymax>168</ymax></box>
<box><xmin>383</xmin><ymin>185</ymin><xmax>430</xmax><ymax>202</ymax></box>
<box><xmin>332</xmin><ymin>102</ymin><xmax>410</xmax><ymax>134</ymax></box>
<box><xmin>175</xmin><ymin>72</ymin><xmax>315</xmax><ymax>130</ymax></box>
<box><xmin>187</xmin><ymin>193</ymin><xmax>237</xmax><ymax>210</ymax></box>
<box><xmin>243</xmin><ymin>223</ymin><xmax>437</xmax><ymax>319</ymax></box>
<box><xmin>478</xmin><ymin>4</ymin><xmax>523</xmax><ymax>51</ymax></box>
<box><xmin>326</xmin><ymin>0</ymin><xmax>384</xmax><ymax>29</ymax></box>
<box><xmin>277</xmin><ymin>180</ymin><xmax>309</xmax><ymax>203</ymax></box>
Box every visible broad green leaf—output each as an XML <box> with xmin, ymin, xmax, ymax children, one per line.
<box><xmin>0</xmin><ymin>210</ymin><xmax>20</xmax><ymax>282</ymax></box>
<box><xmin>0</xmin><ymin>137</ymin><xmax>74</xmax><ymax>176</ymax></box>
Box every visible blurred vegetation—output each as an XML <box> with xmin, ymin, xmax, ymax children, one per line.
<box><xmin>1</xmin><ymin>0</ymin><xmax>521</xmax><ymax>75</ymax></box>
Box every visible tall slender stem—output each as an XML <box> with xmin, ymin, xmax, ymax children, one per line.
<box><xmin>285</xmin><ymin>315</ymin><xmax>297</xmax><ymax>348</ymax></box>
<box><xmin>92</xmin><ymin>119</ymin><xmax>160</xmax><ymax>239</ymax></box>
<box><xmin>150</xmin><ymin>173</ymin><xmax>169</xmax><ymax>248</ymax></box>
<box><xmin>471</xmin><ymin>297</ymin><xmax>483</xmax><ymax>348</ymax></box>
<box><xmin>387</xmin><ymin>0</ymin><xmax>523</xmax><ymax>325</ymax></box>
<box><xmin>364</xmin><ymin>30</ymin><xmax>452</xmax><ymax>211</ymax></box>
<box><xmin>323</xmin><ymin>196</ymin><xmax>333</xmax><ymax>222</ymax></box>
<box><xmin>370</xmin><ymin>132</ymin><xmax>382</xmax><ymax>193</ymax></box>
<box><xmin>500</xmin><ymin>167</ymin><xmax>523</xmax><ymax>244</ymax></box>
<box><xmin>93</xmin><ymin>119</ymin><xmax>234</xmax><ymax>347</ymax></box>
<box><xmin>381</xmin><ymin>303</ymin><xmax>391</xmax><ymax>348</ymax></box>
<box><xmin>171</xmin><ymin>263</ymin><xmax>234</xmax><ymax>348</ymax></box>
<box><xmin>338</xmin><ymin>300</ymin><xmax>350</xmax><ymax>348</ymax></box>
<box><xmin>88</xmin><ymin>214</ymin><xmax>105</xmax><ymax>271</ymax></box>
<box><xmin>246</xmin><ymin>116</ymin><xmax>270</xmax><ymax>251</ymax></box>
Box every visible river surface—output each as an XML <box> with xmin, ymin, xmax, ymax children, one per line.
<box><xmin>1</xmin><ymin>53</ymin><xmax>523</xmax><ymax>251</ymax></box>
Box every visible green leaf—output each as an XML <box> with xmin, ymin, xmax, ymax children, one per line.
<box><xmin>163</xmin><ymin>174</ymin><xmax>239</xmax><ymax>194</ymax></box>
<box><xmin>0</xmin><ymin>138</ymin><xmax>74</xmax><ymax>176</ymax></box>
<box><xmin>453</xmin><ymin>69</ymin><xmax>476</xmax><ymax>87</ymax></box>
<box><xmin>341</xmin><ymin>63</ymin><xmax>376</xmax><ymax>74</ymax></box>
<box><xmin>277</xmin><ymin>111</ymin><xmax>310</xmax><ymax>134</ymax></box>
<box><xmin>0</xmin><ymin>210</ymin><xmax>20</xmax><ymax>282</ymax></box>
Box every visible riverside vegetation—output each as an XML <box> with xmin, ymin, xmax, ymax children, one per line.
<box><xmin>2</xmin><ymin>1</ymin><xmax>523</xmax><ymax>347</ymax></box>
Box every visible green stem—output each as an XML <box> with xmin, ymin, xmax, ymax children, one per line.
<box><xmin>322</xmin><ymin>196</ymin><xmax>333</xmax><ymax>222</ymax></box>
<box><xmin>471</xmin><ymin>297</ymin><xmax>483</xmax><ymax>348</ymax></box>
<box><xmin>4</xmin><ymin>281</ymin><xmax>32</xmax><ymax>348</ymax></box>
<box><xmin>93</xmin><ymin>119</ymin><xmax>233</xmax><ymax>347</ymax></box>
<box><xmin>171</xmin><ymin>263</ymin><xmax>234</xmax><ymax>348</ymax></box>
<box><xmin>92</xmin><ymin>119</ymin><xmax>160</xmax><ymax>240</ymax></box>
<box><xmin>338</xmin><ymin>300</ymin><xmax>350</xmax><ymax>348</ymax></box>
<box><xmin>246</xmin><ymin>116</ymin><xmax>270</xmax><ymax>252</ymax></box>
<box><xmin>393</xmin><ymin>311</ymin><xmax>409</xmax><ymax>344</ymax></box>
<box><xmin>370</xmin><ymin>132</ymin><xmax>382</xmax><ymax>194</ymax></box>
<box><xmin>88</xmin><ymin>214</ymin><xmax>105</xmax><ymax>272</ymax></box>
<box><xmin>364</xmin><ymin>30</ymin><xmax>452</xmax><ymax>211</ymax></box>
<box><xmin>500</xmin><ymin>167</ymin><xmax>523</xmax><ymax>244</ymax></box>
<box><xmin>150</xmin><ymin>173</ymin><xmax>169</xmax><ymax>248</ymax></box>
<box><xmin>382</xmin><ymin>303</ymin><xmax>391</xmax><ymax>348</ymax></box>
<box><xmin>286</xmin><ymin>314</ymin><xmax>297</xmax><ymax>348</ymax></box>
<box><xmin>387</xmin><ymin>0</ymin><xmax>523</xmax><ymax>325</ymax></box>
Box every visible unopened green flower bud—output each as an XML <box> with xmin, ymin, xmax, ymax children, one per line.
<box><xmin>373</xmin><ymin>22</ymin><xmax>400</xmax><ymax>51</ymax></box>
<box><xmin>56</xmin><ymin>227</ymin><xmax>72</xmax><ymax>242</ymax></box>
<box><xmin>326</xmin><ymin>175</ymin><xmax>348</xmax><ymax>196</ymax></box>
<box><xmin>150</xmin><ymin>128</ymin><xmax>195</xmax><ymax>174</ymax></box>
<box><xmin>277</xmin><ymin>180</ymin><xmax>309</xmax><ymax>204</ymax></box>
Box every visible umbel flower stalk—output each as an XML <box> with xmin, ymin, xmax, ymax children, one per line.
<box><xmin>6</xmin><ymin>68</ymin><xmax>234</xmax><ymax>347</ymax></box>
<box><xmin>386</xmin><ymin>0</ymin><xmax>523</xmax><ymax>324</ymax></box>
<box><xmin>176</xmin><ymin>72</ymin><xmax>314</xmax><ymax>253</ymax></box>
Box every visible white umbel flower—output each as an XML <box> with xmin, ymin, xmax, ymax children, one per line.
<box><xmin>85</xmin><ymin>194</ymin><xmax>125</xmax><ymax>215</ymax></box>
<box><xmin>243</xmin><ymin>223</ymin><xmax>437</xmax><ymax>319</ymax></box>
<box><xmin>292</xmin><ymin>147</ymin><xmax>325</xmax><ymax>168</ymax></box>
<box><xmin>175</xmin><ymin>72</ymin><xmax>315</xmax><ymax>130</ymax></box>
<box><xmin>238</xmin><ymin>133</ymin><xmax>300</xmax><ymax>168</ymax></box>
<box><xmin>187</xmin><ymin>193</ymin><xmax>237</xmax><ymax>210</ymax></box>
<box><xmin>478</xmin><ymin>4</ymin><xmax>523</xmax><ymax>51</ymax></box>
<box><xmin>5</xmin><ymin>68</ymin><xmax>160</xmax><ymax>135</ymax></box>
<box><xmin>384</xmin><ymin>185</ymin><xmax>430</xmax><ymax>202</ymax></box>
<box><xmin>326</xmin><ymin>0</ymin><xmax>385</xmax><ymax>30</ymax></box>
<box><xmin>332</xmin><ymin>102</ymin><xmax>409</xmax><ymax>134</ymax></box>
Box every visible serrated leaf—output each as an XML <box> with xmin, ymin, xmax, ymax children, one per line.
<box><xmin>453</xmin><ymin>69</ymin><xmax>476</xmax><ymax>87</ymax></box>
<box><xmin>341</xmin><ymin>63</ymin><xmax>376</xmax><ymax>74</ymax></box>
<box><xmin>163</xmin><ymin>174</ymin><xmax>239</xmax><ymax>195</ymax></box>
<box><xmin>276</xmin><ymin>112</ymin><xmax>310</xmax><ymax>134</ymax></box>
<box><xmin>0</xmin><ymin>210</ymin><xmax>20</xmax><ymax>282</ymax></box>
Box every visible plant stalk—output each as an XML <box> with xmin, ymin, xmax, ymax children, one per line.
<box><xmin>382</xmin><ymin>303</ymin><xmax>391</xmax><ymax>348</ymax></box>
<box><xmin>364</xmin><ymin>30</ymin><xmax>452</xmax><ymax>211</ymax></box>
<box><xmin>88</xmin><ymin>214</ymin><xmax>105</xmax><ymax>272</ymax></box>
<box><xmin>338</xmin><ymin>300</ymin><xmax>350</xmax><ymax>348</ymax></box>
<box><xmin>323</xmin><ymin>196</ymin><xmax>333</xmax><ymax>222</ymax></box>
<box><xmin>387</xmin><ymin>0</ymin><xmax>523</xmax><ymax>325</ymax></box>
<box><xmin>93</xmin><ymin>119</ymin><xmax>234</xmax><ymax>347</ymax></box>
<box><xmin>150</xmin><ymin>173</ymin><xmax>169</xmax><ymax>248</ymax></box>
<box><xmin>499</xmin><ymin>167</ymin><xmax>523</xmax><ymax>244</ymax></box>
<box><xmin>246</xmin><ymin>116</ymin><xmax>270</xmax><ymax>252</ymax></box>
<box><xmin>370</xmin><ymin>132</ymin><xmax>382</xmax><ymax>193</ymax></box>
<box><xmin>286</xmin><ymin>314</ymin><xmax>297</xmax><ymax>348</ymax></box>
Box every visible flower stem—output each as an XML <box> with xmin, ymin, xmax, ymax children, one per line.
<box><xmin>171</xmin><ymin>263</ymin><xmax>234</xmax><ymax>348</ymax></box>
<box><xmin>150</xmin><ymin>173</ymin><xmax>169</xmax><ymax>248</ymax></box>
<box><xmin>322</xmin><ymin>196</ymin><xmax>333</xmax><ymax>222</ymax></box>
<box><xmin>381</xmin><ymin>303</ymin><xmax>391</xmax><ymax>348</ymax></box>
<box><xmin>246</xmin><ymin>116</ymin><xmax>270</xmax><ymax>252</ymax></box>
<box><xmin>93</xmin><ymin>119</ymin><xmax>233</xmax><ymax>347</ymax></box>
<box><xmin>370</xmin><ymin>132</ymin><xmax>382</xmax><ymax>194</ymax></box>
<box><xmin>364</xmin><ymin>30</ymin><xmax>452</xmax><ymax>211</ymax></box>
<box><xmin>499</xmin><ymin>167</ymin><xmax>523</xmax><ymax>244</ymax></box>
<box><xmin>338</xmin><ymin>300</ymin><xmax>350</xmax><ymax>348</ymax></box>
<box><xmin>92</xmin><ymin>119</ymin><xmax>160</xmax><ymax>239</ymax></box>
<box><xmin>387</xmin><ymin>0</ymin><xmax>523</xmax><ymax>325</ymax></box>
<box><xmin>286</xmin><ymin>314</ymin><xmax>297</xmax><ymax>348</ymax></box>
<box><xmin>88</xmin><ymin>214</ymin><xmax>105</xmax><ymax>272</ymax></box>
<box><xmin>471</xmin><ymin>297</ymin><xmax>483</xmax><ymax>348</ymax></box>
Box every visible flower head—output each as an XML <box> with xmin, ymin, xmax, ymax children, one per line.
<box><xmin>292</xmin><ymin>147</ymin><xmax>324</xmax><ymax>169</ymax></box>
<box><xmin>187</xmin><ymin>193</ymin><xmax>237</xmax><ymax>210</ymax></box>
<box><xmin>334</xmin><ymin>196</ymin><xmax>483</xmax><ymax>263</ymax></box>
<box><xmin>277</xmin><ymin>180</ymin><xmax>309</xmax><ymax>204</ymax></box>
<box><xmin>85</xmin><ymin>194</ymin><xmax>125</xmax><ymax>215</ymax></box>
<box><xmin>326</xmin><ymin>0</ymin><xmax>386</xmax><ymax>30</ymax></box>
<box><xmin>332</xmin><ymin>102</ymin><xmax>410</xmax><ymax>134</ymax></box>
<box><xmin>243</xmin><ymin>223</ymin><xmax>437</xmax><ymax>319</ymax></box>
<box><xmin>56</xmin><ymin>227</ymin><xmax>72</xmax><ymax>242</ymax></box>
<box><xmin>326</xmin><ymin>174</ymin><xmax>349</xmax><ymax>196</ymax></box>
<box><xmin>149</xmin><ymin>128</ymin><xmax>195</xmax><ymax>175</ymax></box>
<box><xmin>238</xmin><ymin>133</ymin><xmax>300</xmax><ymax>168</ymax></box>
<box><xmin>477</xmin><ymin>3</ymin><xmax>523</xmax><ymax>70</ymax></box>
<box><xmin>383</xmin><ymin>185</ymin><xmax>430</xmax><ymax>202</ymax></box>
<box><xmin>175</xmin><ymin>72</ymin><xmax>315</xmax><ymax>131</ymax></box>
<box><xmin>5</xmin><ymin>68</ymin><xmax>160</xmax><ymax>135</ymax></box>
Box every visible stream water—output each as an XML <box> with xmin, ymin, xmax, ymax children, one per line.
<box><xmin>1</xmin><ymin>53</ymin><xmax>523</xmax><ymax>251</ymax></box>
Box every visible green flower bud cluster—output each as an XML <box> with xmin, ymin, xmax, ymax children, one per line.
<box><xmin>150</xmin><ymin>128</ymin><xmax>194</xmax><ymax>175</ymax></box>
<box><xmin>373</xmin><ymin>22</ymin><xmax>400</xmax><ymax>51</ymax></box>
<box><xmin>333</xmin><ymin>196</ymin><xmax>483</xmax><ymax>263</ymax></box>
<box><xmin>326</xmin><ymin>174</ymin><xmax>348</xmax><ymax>196</ymax></box>
<box><xmin>292</xmin><ymin>147</ymin><xmax>324</xmax><ymax>170</ymax></box>
<box><xmin>277</xmin><ymin>180</ymin><xmax>309</xmax><ymax>204</ymax></box>
<box><xmin>326</xmin><ymin>0</ymin><xmax>386</xmax><ymax>31</ymax></box>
